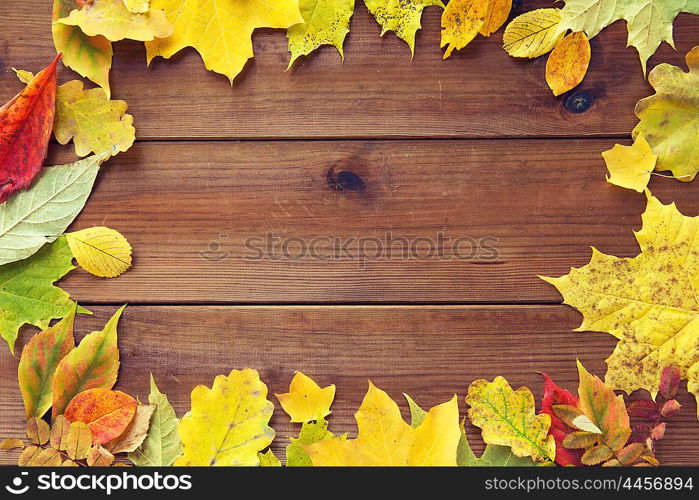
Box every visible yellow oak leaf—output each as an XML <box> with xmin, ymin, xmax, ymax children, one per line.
<box><xmin>56</xmin><ymin>0</ymin><xmax>173</xmax><ymax>42</ymax></box>
<box><xmin>146</xmin><ymin>0</ymin><xmax>304</xmax><ymax>82</ymax></box>
<box><xmin>465</xmin><ymin>376</ymin><xmax>555</xmax><ymax>462</ymax></box>
<box><xmin>175</xmin><ymin>368</ymin><xmax>275</xmax><ymax>466</ymax></box>
<box><xmin>633</xmin><ymin>46</ymin><xmax>699</xmax><ymax>182</ymax></box>
<box><xmin>288</xmin><ymin>0</ymin><xmax>355</xmax><ymax>67</ymax></box>
<box><xmin>441</xmin><ymin>0</ymin><xmax>490</xmax><ymax>59</ymax></box>
<box><xmin>305</xmin><ymin>382</ymin><xmax>460</xmax><ymax>466</ymax></box>
<box><xmin>52</xmin><ymin>0</ymin><xmax>113</xmax><ymax>97</ymax></box>
<box><xmin>503</xmin><ymin>8</ymin><xmax>564</xmax><ymax>58</ymax></box>
<box><xmin>479</xmin><ymin>0</ymin><xmax>512</xmax><ymax>37</ymax></box>
<box><xmin>275</xmin><ymin>372</ymin><xmax>336</xmax><ymax>423</ymax></box>
<box><xmin>124</xmin><ymin>0</ymin><xmax>150</xmax><ymax>14</ymax></box>
<box><xmin>545</xmin><ymin>31</ymin><xmax>591</xmax><ymax>96</ymax></box>
<box><xmin>603</xmin><ymin>134</ymin><xmax>656</xmax><ymax>192</ymax></box>
<box><xmin>66</xmin><ymin>226</ymin><xmax>133</xmax><ymax>278</ymax></box>
<box><xmin>542</xmin><ymin>194</ymin><xmax>699</xmax><ymax>415</ymax></box>
<box><xmin>364</xmin><ymin>0</ymin><xmax>445</xmax><ymax>56</ymax></box>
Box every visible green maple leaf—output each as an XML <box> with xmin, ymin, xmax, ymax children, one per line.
<box><xmin>558</xmin><ymin>0</ymin><xmax>699</xmax><ymax>73</ymax></box>
<box><xmin>0</xmin><ymin>237</ymin><xmax>88</xmax><ymax>353</ymax></box>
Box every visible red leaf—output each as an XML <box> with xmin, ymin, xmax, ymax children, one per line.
<box><xmin>659</xmin><ymin>365</ymin><xmax>681</xmax><ymax>400</ymax></box>
<box><xmin>539</xmin><ymin>372</ymin><xmax>583</xmax><ymax>466</ymax></box>
<box><xmin>650</xmin><ymin>422</ymin><xmax>666</xmax><ymax>441</ymax></box>
<box><xmin>64</xmin><ymin>388</ymin><xmax>137</xmax><ymax>445</ymax></box>
<box><xmin>660</xmin><ymin>399</ymin><xmax>681</xmax><ymax>418</ymax></box>
<box><xmin>627</xmin><ymin>400</ymin><xmax>661</xmax><ymax>419</ymax></box>
<box><xmin>0</xmin><ymin>54</ymin><xmax>59</xmax><ymax>203</ymax></box>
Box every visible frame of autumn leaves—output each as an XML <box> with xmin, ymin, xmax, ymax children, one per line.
<box><xmin>1</xmin><ymin>0</ymin><xmax>698</xmax><ymax>467</ymax></box>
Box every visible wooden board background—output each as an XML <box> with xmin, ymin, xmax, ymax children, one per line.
<box><xmin>1</xmin><ymin>0</ymin><xmax>698</xmax><ymax>465</ymax></box>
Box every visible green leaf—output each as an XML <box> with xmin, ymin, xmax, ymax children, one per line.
<box><xmin>0</xmin><ymin>152</ymin><xmax>109</xmax><ymax>266</ymax></box>
<box><xmin>286</xmin><ymin>417</ymin><xmax>341</xmax><ymax>466</ymax></box>
<box><xmin>558</xmin><ymin>0</ymin><xmax>699</xmax><ymax>73</ymax></box>
<box><xmin>128</xmin><ymin>374</ymin><xmax>183</xmax><ymax>466</ymax></box>
<box><xmin>0</xmin><ymin>238</ymin><xmax>86</xmax><ymax>353</ymax></box>
<box><xmin>405</xmin><ymin>393</ymin><xmax>428</xmax><ymax>428</ymax></box>
<box><xmin>18</xmin><ymin>306</ymin><xmax>76</xmax><ymax>418</ymax></box>
<box><xmin>288</xmin><ymin>0</ymin><xmax>355</xmax><ymax>67</ymax></box>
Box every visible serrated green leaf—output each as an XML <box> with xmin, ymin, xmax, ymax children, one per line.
<box><xmin>128</xmin><ymin>374</ymin><xmax>183</xmax><ymax>466</ymax></box>
<box><xmin>0</xmin><ymin>152</ymin><xmax>109</xmax><ymax>266</ymax></box>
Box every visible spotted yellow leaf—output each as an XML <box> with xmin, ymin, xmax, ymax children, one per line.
<box><xmin>603</xmin><ymin>134</ymin><xmax>656</xmax><ymax>192</ymax></box>
<box><xmin>441</xmin><ymin>0</ymin><xmax>490</xmax><ymax>59</ymax></box>
<box><xmin>56</xmin><ymin>0</ymin><xmax>173</xmax><ymax>42</ymax></box>
<box><xmin>545</xmin><ymin>31</ymin><xmax>591</xmax><ymax>96</ymax></box>
<box><xmin>287</xmin><ymin>0</ymin><xmax>355</xmax><ymax>67</ymax></box>
<box><xmin>175</xmin><ymin>368</ymin><xmax>275</xmax><ymax>466</ymax></box>
<box><xmin>479</xmin><ymin>0</ymin><xmax>512</xmax><ymax>37</ymax></box>
<box><xmin>305</xmin><ymin>382</ymin><xmax>460</xmax><ymax>465</ymax></box>
<box><xmin>542</xmin><ymin>194</ymin><xmax>699</xmax><ymax>415</ymax></box>
<box><xmin>146</xmin><ymin>0</ymin><xmax>303</xmax><ymax>82</ymax></box>
<box><xmin>66</xmin><ymin>227</ymin><xmax>132</xmax><ymax>278</ymax></box>
<box><xmin>365</xmin><ymin>0</ymin><xmax>445</xmax><ymax>56</ymax></box>
<box><xmin>503</xmin><ymin>8</ymin><xmax>564</xmax><ymax>58</ymax></box>
<box><xmin>465</xmin><ymin>376</ymin><xmax>555</xmax><ymax>462</ymax></box>
<box><xmin>276</xmin><ymin>372</ymin><xmax>336</xmax><ymax>423</ymax></box>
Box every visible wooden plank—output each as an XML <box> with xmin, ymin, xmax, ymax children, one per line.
<box><xmin>43</xmin><ymin>139</ymin><xmax>699</xmax><ymax>304</ymax></box>
<box><xmin>1</xmin><ymin>1</ymin><xmax>697</xmax><ymax>139</ymax></box>
<box><xmin>1</xmin><ymin>305</ymin><xmax>696</xmax><ymax>465</ymax></box>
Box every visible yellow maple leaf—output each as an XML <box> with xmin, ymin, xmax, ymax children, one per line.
<box><xmin>56</xmin><ymin>0</ymin><xmax>173</xmax><ymax>42</ymax></box>
<box><xmin>542</xmin><ymin>194</ymin><xmax>699</xmax><ymax>415</ymax></box>
<box><xmin>305</xmin><ymin>382</ymin><xmax>460</xmax><ymax>465</ymax></box>
<box><xmin>441</xmin><ymin>0</ymin><xmax>490</xmax><ymax>59</ymax></box>
<box><xmin>603</xmin><ymin>134</ymin><xmax>656</xmax><ymax>193</ymax></box>
<box><xmin>145</xmin><ymin>0</ymin><xmax>304</xmax><ymax>82</ymax></box>
<box><xmin>275</xmin><ymin>372</ymin><xmax>336</xmax><ymax>423</ymax></box>
<box><xmin>545</xmin><ymin>31</ymin><xmax>591</xmax><ymax>96</ymax></box>
<box><xmin>175</xmin><ymin>368</ymin><xmax>275</xmax><ymax>466</ymax></box>
<box><xmin>288</xmin><ymin>0</ymin><xmax>355</xmax><ymax>67</ymax></box>
<box><xmin>52</xmin><ymin>0</ymin><xmax>113</xmax><ymax>97</ymax></box>
<box><xmin>465</xmin><ymin>376</ymin><xmax>555</xmax><ymax>462</ymax></box>
<box><xmin>503</xmin><ymin>8</ymin><xmax>564</xmax><ymax>58</ymax></box>
<box><xmin>15</xmin><ymin>71</ymin><xmax>135</xmax><ymax>157</ymax></box>
<box><xmin>479</xmin><ymin>0</ymin><xmax>512</xmax><ymax>37</ymax></box>
<box><xmin>66</xmin><ymin>226</ymin><xmax>133</xmax><ymax>278</ymax></box>
<box><xmin>364</xmin><ymin>0</ymin><xmax>445</xmax><ymax>56</ymax></box>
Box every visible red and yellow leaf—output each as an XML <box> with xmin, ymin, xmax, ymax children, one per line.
<box><xmin>64</xmin><ymin>388</ymin><xmax>137</xmax><ymax>445</ymax></box>
<box><xmin>0</xmin><ymin>55</ymin><xmax>59</xmax><ymax>203</ymax></box>
<box><xmin>539</xmin><ymin>372</ymin><xmax>583</xmax><ymax>466</ymax></box>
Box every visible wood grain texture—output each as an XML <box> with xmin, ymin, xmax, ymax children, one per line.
<box><xmin>39</xmin><ymin>139</ymin><xmax>699</xmax><ymax>304</ymax></box>
<box><xmin>0</xmin><ymin>305</ymin><xmax>697</xmax><ymax>465</ymax></box>
<box><xmin>0</xmin><ymin>1</ymin><xmax>696</xmax><ymax>139</ymax></box>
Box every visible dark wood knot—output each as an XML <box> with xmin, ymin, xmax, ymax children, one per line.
<box><xmin>327</xmin><ymin>167</ymin><xmax>365</xmax><ymax>193</ymax></box>
<box><xmin>565</xmin><ymin>90</ymin><xmax>594</xmax><ymax>113</ymax></box>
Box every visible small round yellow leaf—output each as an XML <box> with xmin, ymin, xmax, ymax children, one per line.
<box><xmin>66</xmin><ymin>226</ymin><xmax>132</xmax><ymax>278</ymax></box>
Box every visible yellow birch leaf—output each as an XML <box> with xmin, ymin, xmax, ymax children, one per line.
<box><xmin>106</xmin><ymin>404</ymin><xmax>156</xmax><ymax>454</ymax></box>
<box><xmin>305</xmin><ymin>382</ymin><xmax>461</xmax><ymax>466</ymax></box>
<box><xmin>15</xmin><ymin>71</ymin><xmax>135</xmax><ymax>158</ymax></box>
<box><xmin>0</xmin><ymin>438</ymin><xmax>25</xmax><ymax>450</ymax></box>
<box><xmin>364</xmin><ymin>0</ymin><xmax>445</xmax><ymax>56</ymax></box>
<box><xmin>25</xmin><ymin>417</ymin><xmax>50</xmax><ymax>445</ymax></box>
<box><xmin>503</xmin><ymin>8</ymin><xmax>564</xmax><ymax>58</ymax></box>
<box><xmin>545</xmin><ymin>31</ymin><xmax>591</xmax><ymax>96</ymax></box>
<box><xmin>19</xmin><ymin>446</ymin><xmax>62</xmax><ymax>466</ymax></box>
<box><xmin>276</xmin><ymin>372</ymin><xmax>336</xmax><ymax>423</ymax></box>
<box><xmin>633</xmin><ymin>46</ymin><xmax>699</xmax><ymax>182</ymax></box>
<box><xmin>287</xmin><ymin>0</ymin><xmax>355</xmax><ymax>67</ymax></box>
<box><xmin>603</xmin><ymin>134</ymin><xmax>656</xmax><ymax>192</ymax></box>
<box><xmin>52</xmin><ymin>0</ymin><xmax>113</xmax><ymax>97</ymax></box>
<box><xmin>441</xmin><ymin>0</ymin><xmax>490</xmax><ymax>59</ymax></box>
<box><xmin>175</xmin><ymin>368</ymin><xmax>275</xmax><ymax>466</ymax></box>
<box><xmin>479</xmin><ymin>0</ymin><xmax>512</xmax><ymax>37</ymax></box>
<box><xmin>125</xmin><ymin>0</ymin><xmax>150</xmax><ymax>14</ymax></box>
<box><xmin>56</xmin><ymin>0</ymin><xmax>173</xmax><ymax>42</ymax></box>
<box><xmin>63</xmin><ymin>422</ymin><xmax>93</xmax><ymax>460</ymax></box>
<box><xmin>146</xmin><ymin>0</ymin><xmax>303</xmax><ymax>82</ymax></box>
<box><xmin>66</xmin><ymin>227</ymin><xmax>132</xmax><ymax>278</ymax></box>
<box><xmin>87</xmin><ymin>445</ymin><xmax>115</xmax><ymax>466</ymax></box>
<box><xmin>465</xmin><ymin>376</ymin><xmax>555</xmax><ymax>462</ymax></box>
<box><xmin>541</xmin><ymin>194</ymin><xmax>699</xmax><ymax>415</ymax></box>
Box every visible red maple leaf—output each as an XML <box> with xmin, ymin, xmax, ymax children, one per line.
<box><xmin>539</xmin><ymin>372</ymin><xmax>584</xmax><ymax>466</ymax></box>
<box><xmin>0</xmin><ymin>54</ymin><xmax>60</xmax><ymax>203</ymax></box>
